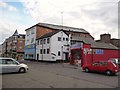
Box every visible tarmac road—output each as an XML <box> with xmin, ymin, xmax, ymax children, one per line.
<box><xmin>2</xmin><ymin>61</ymin><xmax>119</xmax><ymax>88</ymax></box>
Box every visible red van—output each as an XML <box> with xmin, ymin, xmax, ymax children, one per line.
<box><xmin>82</xmin><ymin>59</ymin><xmax>119</xmax><ymax>75</ymax></box>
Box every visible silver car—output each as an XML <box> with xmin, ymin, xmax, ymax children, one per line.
<box><xmin>0</xmin><ymin>57</ymin><xmax>28</xmax><ymax>73</ymax></box>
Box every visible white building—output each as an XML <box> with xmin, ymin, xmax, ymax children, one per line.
<box><xmin>0</xmin><ymin>44</ymin><xmax>2</xmax><ymax>57</ymax></box>
<box><xmin>25</xmin><ymin>27</ymin><xmax>36</xmax><ymax>59</ymax></box>
<box><xmin>36</xmin><ymin>30</ymin><xmax>69</xmax><ymax>61</ymax></box>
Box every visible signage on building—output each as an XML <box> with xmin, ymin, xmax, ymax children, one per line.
<box><xmin>26</xmin><ymin>44</ymin><xmax>35</xmax><ymax>49</ymax></box>
<box><xmin>96</xmin><ymin>49</ymin><xmax>104</xmax><ymax>54</ymax></box>
<box><xmin>84</xmin><ymin>48</ymin><xmax>92</xmax><ymax>54</ymax></box>
<box><xmin>70</xmin><ymin>43</ymin><xmax>83</xmax><ymax>49</ymax></box>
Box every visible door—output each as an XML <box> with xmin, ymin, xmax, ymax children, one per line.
<box><xmin>91</xmin><ymin>62</ymin><xmax>100</xmax><ymax>71</ymax></box>
<box><xmin>37</xmin><ymin>54</ymin><xmax>39</xmax><ymax>61</ymax></box>
<box><xmin>99</xmin><ymin>62</ymin><xmax>108</xmax><ymax>72</ymax></box>
<box><xmin>65</xmin><ymin>52</ymin><xmax>69</xmax><ymax>62</ymax></box>
<box><xmin>3</xmin><ymin>59</ymin><xmax>19</xmax><ymax>73</ymax></box>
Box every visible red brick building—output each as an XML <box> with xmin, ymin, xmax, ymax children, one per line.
<box><xmin>1</xmin><ymin>30</ymin><xmax>25</xmax><ymax>60</ymax></box>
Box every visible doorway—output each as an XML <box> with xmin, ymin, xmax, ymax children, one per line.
<box><xmin>71</xmin><ymin>49</ymin><xmax>82</xmax><ymax>65</ymax></box>
<box><xmin>37</xmin><ymin>54</ymin><xmax>39</xmax><ymax>61</ymax></box>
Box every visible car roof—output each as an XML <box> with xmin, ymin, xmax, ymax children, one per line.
<box><xmin>0</xmin><ymin>57</ymin><xmax>14</xmax><ymax>60</ymax></box>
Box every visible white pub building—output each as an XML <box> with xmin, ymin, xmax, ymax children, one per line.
<box><xmin>36</xmin><ymin>30</ymin><xmax>69</xmax><ymax>61</ymax></box>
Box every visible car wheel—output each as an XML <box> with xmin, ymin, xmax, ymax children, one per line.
<box><xmin>19</xmin><ymin>68</ymin><xmax>26</xmax><ymax>73</ymax></box>
<box><xmin>106</xmin><ymin>70</ymin><xmax>112</xmax><ymax>76</ymax></box>
<box><xmin>85</xmin><ymin>68</ymin><xmax>89</xmax><ymax>73</ymax></box>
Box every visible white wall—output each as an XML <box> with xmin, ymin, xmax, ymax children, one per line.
<box><xmin>36</xmin><ymin>38</ymin><xmax>51</xmax><ymax>61</ymax></box>
<box><xmin>36</xmin><ymin>31</ymin><xmax>69</xmax><ymax>61</ymax></box>
<box><xmin>25</xmin><ymin>27</ymin><xmax>36</xmax><ymax>46</ymax></box>
<box><xmin>0</xmin><ymin>45</ymin><xmax>2</xmax><ymax>57</ymax></box>
<box><xmin>51</xmin><ymin>31</ymin><xmax>69</xmax><ymax>61</ymax></box>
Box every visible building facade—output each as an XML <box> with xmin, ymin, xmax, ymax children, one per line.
<box><xmin>70</xmin><ymin>39</ymin><xmax>119</xmax><ymax>65</ymax></box>
<box><xmin>96</xmin><ymin>34</ymin><xmax>120</xmax><ymax>48</ymax></box>
<box><xmin>0</xmin><ymin>44</ymin><xmax>2</xmax><ymax>57</ymax></box>
<box><xmin>1</xmin><ymin>30</ymin><xmax>25</xmax><ymax>60</ymax></box>
<box><xmin>36</xmin><ymin>30</ymin><xmax>69</xmax><ymax>61</ymax></box>
<box><xmin>25</xmin><ymin>23</ymin><xmax>94</xmax><ymax>61</ymax></box>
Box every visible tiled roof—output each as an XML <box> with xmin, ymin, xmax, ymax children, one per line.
<box><xmin>37</xmin><ymin>23</ymin><xmax>88</xmax><ymax>33</ymax></box>
<box><xmin>72</xmin><ymin>37</ymin><xmax>119</xmax><ymax>49</ymax></box>
<box><xmin>37</xmin><ymin>30</ymin><xmax>61</xmax><ymax>40</ymax></box>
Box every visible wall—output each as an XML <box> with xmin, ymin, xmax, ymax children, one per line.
<box><xmin>25</xmin><ymin>27</ymin><xmax>36</xmax><ymax>45</ymax></box>
<box><xmin>81</xmin><ymin>44</ymin><xmax>120</xmax><ymax>66</ymax></box>
<box><xmin>71</xmin><ymin>43</ymin><xmax>120</xmax><ymax>66</ymax></box>
<box><xmin>25</xmin><ymin>27</ymin><xmax>36</xmax><ymax>60</ymax></box>
<box><xmin>36</xmin><ymin>31</ymin><xmax>69</xmax><ymax>61</ymax></box>
<box><xmin>36</xmin><ymin>26</ymin><xmax>55</xmax><ymax>39</ymax></box>
<box><xmin>36</xmin><ymin>38</ymin><xmax>51</xmax><ymax>61</ymax></box>
<box><xmin>92</xmin><ymin>49</ymin><xmax>119</xmax><ymax>62</ymax></box>
<box><xmin>51</xmin><ymin>31</ymin><xmax>69</xmax><ymax>61</ymax></box>
<box><xmin>16</xmin><ymin>38</ymin><xmax>25</xmax><ymax>53</ymax></box>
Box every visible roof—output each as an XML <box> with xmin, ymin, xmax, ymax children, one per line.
<box><xmin>71</xmin><ymin>37</ymin><xmax>119</xmax><ymax>49</ymax></box>
<box><xmin>37</xmin><ymin>30</ymin><xmax>67</xmax><ymax>40</ymax></box>
<box><xmin>91</xmin><ymin>42</ymin><xmax>118</xmax><ymax>49</ymax></box>
<box><xmin>13</xmin><ymin>29</ymin><xmax>19</xmax><ymax>36</ymax></box>
<box><xmin>25</xmin><ymin>22</ymin><xmax>89</xmax><ymax>34</ymax></box>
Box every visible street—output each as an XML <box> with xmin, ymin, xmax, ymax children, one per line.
<box><xmin>2</xmin><ymin>61</ymin><xmax>119</xmax><ymax>88</ymax></box>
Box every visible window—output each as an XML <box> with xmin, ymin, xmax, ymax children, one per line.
<box><xmin>31</xmin><ymin>30</ymin><xmax>34</xmax><ymax>34</ymax></box>
<box><xmin>31</xmin><ymin>38</ymin><xmax>34</xmax><ymax>43</ymax></box>
<box><xmin>66</xmin><ymin>38</ymin><xmax>68</xmax><ymax>41</ymax></box>
<box><xmin>6</xmin><ymin>59</ymin><xmax>18</xmax><ymax>64</ymax></box>
<box><xmin>27</xmin><ymin>32</ymin><xmax>30</xmax><ymax>36</ymax></box>
<box><xmin>43</xmin><ymin>39</ymin><xmax>46</xmax><ymax>44</ymax></box>
<box><xmin>40</xmin><ymin>40</ymin><xmax>43</xmax><ymax>45</ymax></box>
<box><xmin>47</xmin><ymin>49</ymin><xmax>50</xmax><ymax>54</ymax></box>
<box><xmin>37</xmin><ymin>40</ymin><xmax>39</xmax><ymax>45</ymax></box>
<box><xmin>100</xmin><ymin>62</ymin><xmax>108</xmax><ymax>66</ymax></box>
<box><xmin>63</xmin><ymin>37</ymin><xmax>65</xmax><ymax>41</ymax></box>
<box><xmin>58</xmin><ymin>37</ymin><xmax>61</xmax><ymax>41</ymax></box>
<box><xmin>47</xmin><ymin>38</ymin><xmax>50</xmax><ymax>44</ymax></box>
<box><xmin>20</xmin><ymin>41</ymin><xmax>23</xmax><ymax>44</ymax></box>
<box><xmin>40</xmin><ymin>49</ymin><xmax>42</xmax><ymax>54</ymax></box>
<box><xmin>43</xmin><ymin>49</ymin><xmax>46</xmax><ymax>54</ymax></box>
<box><xmin>0</xmin><ymin>59</ymin><xmax>6</xmax><ymax>64</ymax></box>
<box><xmin>93</xmin><ymin>62</ymin><xmax>99</xmax><ymax>66</ymax></box>
<box><xmin>20</xmin><ymin>36</ymin><xmax>23</xmax><ymax>38</ymax></box>
<box><xmin>58</xmin><ymin>51</ymin><xmax>61</xmax><ymax>56</ymax></box>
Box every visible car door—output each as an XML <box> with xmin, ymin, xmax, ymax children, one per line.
<box><xmin>99</xmin><ymin>62</ymin><xmax>108</xmax><ymax>73</ymax></box>
<box><xmin>91</xmin><ymin>62</ymin><xmax>100</xmax><ymax>72</ymax></box>
<box><xmin>4</xmin><ymin>59</ymin><xmax>19</xmax><ymax>73</ymax></box>
<box><xmin>0</xmin><ymin>59</ymin><xmax>8</xmax><ymax>73</ymax></box>
<box><xmin>0</xmin><ymin>59</ymin><xmax>4</xmax><ymax>73</ymax></box>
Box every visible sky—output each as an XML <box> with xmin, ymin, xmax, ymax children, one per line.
<box><xmin>0</xmin><ymin>0</ymin><xmax>119</xmax><ymax>44</ymax></box>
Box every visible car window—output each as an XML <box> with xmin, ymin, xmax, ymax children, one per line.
<box><xmin>93</xmin><ymin>62</ymin><xmax>99</xmax><ymax>66</ymax></box>
<box><xmin>0</xmin><ymin>59</ymin><xmax>6</xmax><ymax>64</ymax></box>
<box><xmin>6</xmin><ymin>59</ymin><xmax>18</xmax><ymax>64</ymax></box>
<box><xmin>100</xmin><ymin>62</ymin><xmax>108</xmax><ymax>66</ymax></box>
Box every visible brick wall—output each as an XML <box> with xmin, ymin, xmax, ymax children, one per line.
<box><xmin>36</xmin><ymin>26</ymin><xmax>55</xmax><ymax>39</ymax></box>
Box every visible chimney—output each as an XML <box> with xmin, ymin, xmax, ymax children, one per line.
<box><xmin>100</xmin><ymin>33</ymin><xmax>111</xmax><ymax>43</ymax></box>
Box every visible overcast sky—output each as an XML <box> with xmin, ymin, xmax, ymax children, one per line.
<box><xmin>0</xmin><ymin>0</ymin><xmax>119</xmax><ymax>44</ymax></box>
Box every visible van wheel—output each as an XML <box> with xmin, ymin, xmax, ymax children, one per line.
<box><xmin>19</xmin><ymin>68</ymin><xmax>26</xmax><ymax>73</ymax></box>
<box><xmin>85</xmin><ymin>68</ymin><xmax>89</xmax><ymax>73</ymax></box>
<box><xmin>106</xmin><ymin>70</ymin><xmax>112</xmax><ymax>76</ymax></box>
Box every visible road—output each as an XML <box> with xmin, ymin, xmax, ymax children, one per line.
<box><xmin>2</xmin><ymin>61</ymin><xmax>119</xmax><ymax>88</ymax></box>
